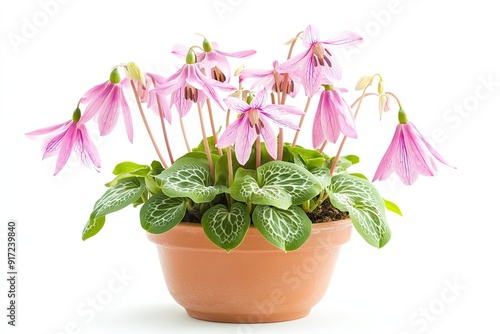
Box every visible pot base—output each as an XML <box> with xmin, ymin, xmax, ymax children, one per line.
<box><xmin>185</xmin><ymin>308</ymin><xmax>310</xmax><ymax>323</ymax></box>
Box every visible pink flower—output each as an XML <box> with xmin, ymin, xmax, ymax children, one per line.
<box><xmin>240</xmin><ymin>60</ymin><xmax>301</xmax><ymax>98</ymax></box>
<box><xmin>373</xmin><ymin>113</ymin><xmax>454</xmax><ymax>185</ymax></box>
<box><xmin>81</xmin><ymin>68</ymin><xmax>133</xmax><ymax>142</ymax></box>
<box><xmin>26</xmin><ymin>108</ymin><xmax>100</xmax><ymax>175</ymax></box>
<box><xmin>143</xmin><ymin>74</ymin><xmax>172</xmax><ymax>124</ymax></box>
<box><xmin>217</xmin><ymin>89</ymin><xmax>303</xmax><ymax>164</ymax></box>
<box><xmin>172</xmin><ymin>40</ymin><xmax>255</xmax><ymax>83</ymax></box>
<box><xmin>312</xmin><ymin>86</ymin><xmax>357</xmax><ymax>148</ymax></box>
<box><xmin>151</xmin><ymin>50</ymin><xmax>236</xmax><ymax>117</ymax></box>
<box><xmin>280</xmin><ymin>25</ymin><xmax>362</xmax><ymax>97</ymax></box>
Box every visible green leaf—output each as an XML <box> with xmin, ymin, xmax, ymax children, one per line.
<box><xmin>82</xmin><ymin>216</ymin><xmax>105</xmax><ymax>240</ymax></box>
<box><xmin>91</xmin><ymin>178</ymin><xmax>145</xmax><ymax>219</ymax></box>
<box><xmin>252</xmin><ymin>205</ymin><xmax>312</xmax><ymax>251</ymax></box>
<box><xmin>140</xmin><ymin>193</ymin><xmax>186</xmax><ymax>233</ymax></box>
<box><xmin>201</xmin><ymin>203</ymin><xmax>250</xmax><ymax>252</ymax></box>
<box><xmin>230</xmin><ymin>173</ymin><xmax>293</xmax><ymax>209</ymax></box>
<box><xmin>310</xmin><ymin>167</ymin><xmax>332</xmax><ymax>188</ymax></box>
<box><xmin>214</xmin><ymin>152</ymin><xmax>241</xmax><ymax>186</ymax></box>
<box><xmin>384</xmin><ymin>198</ymin><xmax>403</xmax><ymax>216</ymax></box>
<box><xmin>112</xmin><ymin>161</ymin><xmax>150</xmax><ymax>175</ymax></box>
<box><xmin>156</xmin><ymin>157</ymin><xmax>220</xmax><ymax>203</ymax></box>
<box><xmin>327</xmin><ymin>173</ymin><xmax>391</xmax><ymax>248</ymax></box>
<box><xmin>257</xmin><ymin>161</ymin><xmax>322</xmax><ymax>205</ymax></box>
<box><xmin>344</xmin><ymin>155</ymin><xmax>360</xmax><ymax>165</ymax></box>
<box><xmin>106</xmin><ymin>162</ymin><xmax>150</xmax><ymax>187</ymax></box>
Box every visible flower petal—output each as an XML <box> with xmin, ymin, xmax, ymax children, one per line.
<box><xmin>235</xmin><ymin>116</ymin><xmax>257</xmax><ymax>165</ymax></box>
<box><xmin>259</xmin><ymin>117</ymin><xmax>277</xmax><ymax>159</ymax></box>
<box><xmin>303</xmin><ymin>25</ymin><xmax>321</xmax><ymax>46</ymax></box>
<box><xmin>250</xmin><ymin>89</ymin><xmax>268</xmax><ymax>109</ymax></box>
<box><xmin>224</xmin><ymin>96</ymin><xmax>249</xmax><ymax>113</ymax></box>
<box><xmin>54</xmin><ymin>123</ymin><xmax>77</xmax><ymax>175</ymax></box>
<box><xmin>373</xmin><ymin>124</ymin><xmax>402</xmax><ymax>182</ymax></box>
<box><xmin>25</xmin><ymin>121</ymin><xmax>69</xmax><ymax>136</ymax></box>
<box><xmin>301</xmin><ymin>51</ymin><xmax>322</xmax><ymax>97</ymax></box>
<box><xmin>79</xmin><ymin>124</ymin><xmax>101</xmax><ymax>169</ymax></box>
<box><xmin>312</xmin><ymin>105</ymin><xmax>325</xmax><ymax>149</ymax></box>
<box><xmin>217</xmin><ymin>116</ymin><xmax>244</xmax><ymax>149</ymax></box>
<box><xmin>323</xmin><ymin>31</ymin><xmax>363</xmax><ymax>48</ymax></box>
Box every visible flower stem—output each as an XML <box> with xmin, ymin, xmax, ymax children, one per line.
<box><xmin>130</xmin><ymin>80</ymin><xmax>168</xmax><ymax>168</ymax></box>
<box><xmin>291</xmin><ymin>97</ymin><xmax>312</xmax><ymax>147</ymax></box>
<box><xmin>256</xmin><ymin>136</ymin><xmax>261</xmax><ymax>168</ymax></box>
<box><xmin>385</xmin><ymin>92</ymin><xmax>403</xmax><ymax>109</ymax></box>
<box><xmin>206</xmin><ymin>99</ymin><xmax>223</xmax><ymax>156</ymax></box>
<box><xmin>151</xmin><ymin>77</ymin><xmax>174</xmax><ymax>165</ymax></box>
<box><xmin>278</xmin><ymin>128</ymin><xmax>284</xmax><ymax>161</ymax></box>
<box><xmin>179</xmin><ymin>116</ymin><xmax>191</xmax><ymax>152</ymax></box>
<box><xmin>197</xmin><ymin>102</ymin><xmax>215</xmax><ymax>182</ymax></box>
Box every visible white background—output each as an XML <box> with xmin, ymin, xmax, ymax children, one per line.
<box><xmin>1</xmin><ymin>0</ymin><xmax>499</xmax><ymax>333</ymax></box>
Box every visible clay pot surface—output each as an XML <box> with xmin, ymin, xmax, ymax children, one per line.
<box><xmin>147</xmin><ymin>219</ymin><xmax>352</xmax><ymax>323</ymax></box>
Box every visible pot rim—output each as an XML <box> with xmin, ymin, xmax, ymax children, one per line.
<box><xmin>147</xmin><ymin>218</ymin><xmax>352</xmax><ymax>252</ymax></box>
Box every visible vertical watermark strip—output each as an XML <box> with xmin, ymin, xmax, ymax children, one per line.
<box><xmin>6</xmin><ymin>220</ymin><xmax>17</xmax><ymax>326</ymax></box>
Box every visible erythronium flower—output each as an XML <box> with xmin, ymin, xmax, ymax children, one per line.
<box><xmin>81</xmin><ymin>68</ymin><xmax>133</xmax><ymax>142</ymax></box>
<box><xmin>172</xmin><ymin>38</ymin><xmax>256</xmax><ymax>83</ymax></box>
<box><xmin>312</xmin><ymin>85</ymin><xmax>357</xmax><ymax>149</ymax></box>
<box><xmin>217</xmin><ymin>89</ymin><xmax>303</xmax><ymax>164</ymax></box>
<box><xmin>280</xmin><ymin>25</ymin><xmax>362</xmax><ymax>97</ymax></box>
<box><xmin>373</xmin><ymin>109</ymin><xmax>454</xmax><ymax>185</ymax></box>
<box><xmin>26</xmin><ymin>108</ymin><xmax>100</xmax><ymax>175</ymax></box>
<box><xmin>152</xmin><ymin>50</ymin><xmax>236</xmax><ymax>117</ymax></box>
<box><xmin>144</xmin><ymin>74</ymin><xmax>172</xmax><ymax>123</ymax></box>
<box><xmin>240</xmin><ymin>60</ymin><xmax>301</xmax><ymax>98</ymax></box>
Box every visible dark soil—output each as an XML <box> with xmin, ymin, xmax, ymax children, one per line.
<box><xmin>306</xmin><ymin>200</ymin><xmax>350</xmax><ymax>223</ymax></box>
<box><xmin>182</xmin><ymin>200</ymin><xmax>349</xmax><ymax>224</ymax></box>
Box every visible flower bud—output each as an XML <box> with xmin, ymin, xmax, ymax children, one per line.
<box><xmin>186</xmin><ymin>49</ymin><xmax>197</xmax><ymax>64</ymax></box>
<box><xmin>202</xmin><ymin>38</ymin><xmax>213</xmax><ymax>52</ymax></box>
<box><xmin>125</xmin><ymin>62</ymin><xmax>146</xmax><ymax>86</ymax></box>
<box><xmin>72</xmin><ymin>107</ymin><xmax>81</xmax><ymax>122</ymax></box>
<box><xmin>378</xmin><ymin>94</ymin><xmax>388</xmax><ymax>119</ymax></box>
<box><xmin>234</xmin><ymin>64</ymin><xmax>245</xmax><ymax>77</ymax></box>
<box><xmin>355</xmin><ymin>75</ymin><xmax>371</xmax><ymax>90</ymax></box>
<box><xmin>377</xmin><ymin>80</ymin><xmax>384</xmax><ymax>94</ymax></box>
<box><xmin>398</xmin><ymin>108</ymin><xmax>408</xmax><ymax>124</ymax></box>
<box><xmin>109</xmin><ymin>68</ymin><xmax>121</xmax><ymax>84</ymax></box>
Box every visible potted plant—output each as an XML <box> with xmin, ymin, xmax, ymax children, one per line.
<box><xmin>26</xmin><ymin>24</ymin><xmax>453</xmax><ymax>323</ymax></box>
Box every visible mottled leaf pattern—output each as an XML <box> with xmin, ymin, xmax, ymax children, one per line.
<box><xmin>91</xmin><ymin>178</ymin><xmax>145</xmax><ymax>219</ymax></box>
<box><xmin>156</xmin><ymin>157</ymin><xmax>219</xmax><ymax>203</ymax></box>
<box><xmin>327</xmin><ymin>173</ymin><xmax>391</xmax><ymax>248</ymax></box>
<box><xmin>140</xmin><ymin>193</ymin><xmax>186</xmax><ymax>233</ymax></box>
<box><xmin>82</xmin><ymin>216</ymin><xmax>105</xmax><ymax>241</ymax></box>
<box><xmin>252</xmin><ymin>205</ymin><xmax>312</xmax><ymax>251</ymax></box>
<box><xmin>202</xmin><ymin>203</ymin><xmax>250</xmax><ymax>252</ymax></box>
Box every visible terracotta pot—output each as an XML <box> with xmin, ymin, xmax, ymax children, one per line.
<box><xmin>147</xmin><ymin>219</ymin><xmax>352</xmax><ymax>323</ymax></box>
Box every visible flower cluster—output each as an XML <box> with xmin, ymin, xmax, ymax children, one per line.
<box><xmin>27</xmin><ymin>24</ymin><xmax>453</xmax><ymax>250</ymax></box>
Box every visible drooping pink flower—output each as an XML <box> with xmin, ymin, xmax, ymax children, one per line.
<box><xmin>240</xmin><ymin>60</ymin><xmax>301</xmax><ymax>98</ymax></box>
<box><xmin>151</xmin><ymin>50</ymin><xmax>236</xmax><ymax>117</ymax></box>
<box><xmin>172</xmin><ymin>40</ymin><xmax>255</xmax><ymax>83</ymax></box>
<box><xmin>26</xmin><ymin>108</ymin><xmax>100</xmax><ymax>175</ymax></box>
<box><xmin>312</xmin><ymin>86</ymin><xmax>357</xmax><ymax>148</ymax></box>
<box><xmin>143</xmin><ymin>74</ymin><xmax>172</xmax><ymax>124</ymax></box>
<box><xmin>81</xmin><ymin>68</ymin><xmax>133</xmax><ymax>142</ymax></box>
<box><xmin>217</xmin><ymin>89</ymin><xmax>303</xmax><ymax>164</ymax></box>
<box><xmin>280</xmin><ymin>25</ymin><xmax>362</xmax><ymax>97</ymax></box>
<box><xmin>373</xmin><ymin>112</ymin><xmax>454</xmax><ymax>185</ymax></box>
